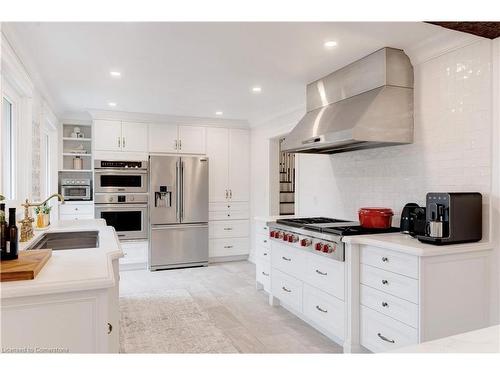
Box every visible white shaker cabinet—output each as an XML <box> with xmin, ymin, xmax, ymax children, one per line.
<box><xmin>206</xmin><ymin>127</ymin><xmax>249</xmax><ymax>203</ymax></box>
<box><xmin>94</xmin><ymin>120</ymin><xmax>148</xmax><ymax>153</ymax></box>
<box><xmin>93</xmin><ymin>120</ymin><xmax>122</xmax><ymax>152</ymax></box>
<box><xmin>228</xmin><ymin>128</ymin><xmax>250</xmax><ymax>202</ymax></box>
<box><xmin>149</xmin><ymin>124</ymin><xmax>205</xmax><ymax>154</ymax></box>
<box><xmin>206</xmin><ymin>127</ymin><xmax>229</xmax><ymax>202</ymax></box>
<box><xmin>121</xmin><ymin>121</ymin><xmax>149</xmax><ymax>152</ymax></box>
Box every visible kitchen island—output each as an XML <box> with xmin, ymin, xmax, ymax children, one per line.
<box><xmin>1</xmin><ymin>219</ymin><xmax>123</xmax><ymax>353</ymax></box>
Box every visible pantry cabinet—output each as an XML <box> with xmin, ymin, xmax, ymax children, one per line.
<box><xmin>206</xmin><ymin>127</ymin><xmax>249</xmax><ymax>203</ymax></box>
<box><xmin>149</xmin><ymin>124</ymin><xmax>205</xmax><ymax>154</ymax></box>
<box><xmin>93</xmin><ymin>120</ymin><xmax>148</xmax><ymax>153</ymax></box>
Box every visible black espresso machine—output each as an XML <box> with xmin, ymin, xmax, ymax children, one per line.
<box><xmin>417</xmin><ymin>192</ymin><xmax>482</xmax><ymax>245</ymax></box>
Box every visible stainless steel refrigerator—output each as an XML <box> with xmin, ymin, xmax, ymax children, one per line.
<box><xmin>149</xmin><ymin>155</ymin><xmax>209</xmax><ymax>270</ymax></box>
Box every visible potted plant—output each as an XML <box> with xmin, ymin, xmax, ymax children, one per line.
<box><xmin>34</xmin><ymin>203</ymin><xmax>51</xmax><ymax>228</ymax></box>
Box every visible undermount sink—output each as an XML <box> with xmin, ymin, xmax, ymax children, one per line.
<box><xmin>26</xmin><ymin>231</ymin><xmax>99</xmax><ymax>251</ymax></box>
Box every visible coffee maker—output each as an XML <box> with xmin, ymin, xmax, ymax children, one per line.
<box><xmin>417</xmin><ymin>192</ymin><xmax>482</xmax><ymax>245</ymax></box>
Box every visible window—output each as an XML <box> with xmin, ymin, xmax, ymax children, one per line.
<box><xmin>1</xmin><ymin>96</ymin><xmax>15</xmax><ymax>199</ymax></box>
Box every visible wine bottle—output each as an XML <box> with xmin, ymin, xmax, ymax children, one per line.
<box><xmin>0</xmin><ymin>203</ymin><xmax>6</xmax><ymax>257</ymax></box>
<box><xmin>5</xmin><ymin>207</ymin><xmax>18</xmax><ymax>260</ymax></box>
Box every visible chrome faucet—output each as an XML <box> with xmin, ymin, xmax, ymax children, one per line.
<box><xmin>19</xmin><ymin>193</ymin><xmax>65</xmax><ymax>242</ymax></box>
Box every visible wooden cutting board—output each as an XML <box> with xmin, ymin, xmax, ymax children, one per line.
<box><xmin>0</xmin><ymin>250</ymin><xmax>52</xmax><ymax>282</ymax></box>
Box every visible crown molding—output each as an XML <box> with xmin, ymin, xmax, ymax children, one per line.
<box><xmin>87</xmin><ymin>109</ymin><xmax>250</xmax><ymax>129</ymax></box>
<box><xmin>405</xmin><ymin>28</ymin><xmax>484</xmax><ymax>66</ymax></box>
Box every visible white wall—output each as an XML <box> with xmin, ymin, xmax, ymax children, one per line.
<box><xmin>296</xmin><ymin>39</ymin><xmax>493</xmax><ymax>239</ymax></box>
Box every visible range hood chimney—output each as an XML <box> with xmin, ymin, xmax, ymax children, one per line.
<box><xmin>282</xmin><ymin>47</ymin><xmax>414</xmax><ymax>154</ymax></box>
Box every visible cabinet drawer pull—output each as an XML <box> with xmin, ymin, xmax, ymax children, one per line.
<box><xmin>224</xmin><ymin>245</ymin><xmax>233</xmax><ymax>249</ymax></box>
<box><xmin>377</xmin><ymin>333</ymin><xmax>395</xmax><ymax>343</ymax></box>
<box><xmin>282</xmin><ymin>256</ymin><xmax>291</xmax><ymax>261</ymax></box>
<box><xmin>263</xmin><ymin>239</ymin><xmax>267</xmax><ymax>243</ymax></box>
<box><xmin>282</xmin><ymin>286</ymin><xmax>292</xmax><ymax>293</ymax></box>
<box><xmin>263</xmin><ymin>252</ymin><xmax>268</xmax><ymax>256</ymax></box>
<box><xmin>315</xmin><ymin>305</ymin><xmax>328</xmax><ymax>313</ymax></box>
<box><xmin>107</xmin><ymin>323</ymin><xmax>113</xmax><ymax>334</ymax></box>
<box><xmin>315</xmin><ymin>269</ymin><xmax>327</xmax><ymax>276</ymax></box>
<box><xmin>223</xmin><ymin>227</ymin><xmax>233</xmax><ymax>230</ymax></box>
<box><xmin>381</xmin><ymin>302</ymin><xmax>389</xmax><ymax>307</ymax></box>
<box><xmin>123</xmin><ymin>137</ymin><xmax>126</xmax><ymax>148</ymax></box>
<box><xmin>262</xmin><ymin>271</ymin><xmax>269</xmax><ymax>277</ymax></box>
<box><xmin>382</xmin><ymin>279</ymin><xmax>389</xmax><ymax>285</ymax></box>
<box><xmin>382</xmin><ymin>257</ymin><xmax>389</xmax><ymax>262</ymax></box>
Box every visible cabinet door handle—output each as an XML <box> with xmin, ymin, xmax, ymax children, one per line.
<box><xmin>377</xmin><ymin>333</ymin><xmax>395</xmax><ymax>343</ymax></box>
<box><xmin>262</xmin><ymin>271</ymin><xmax>269</xmax><ymax>277</ymax></box>
<box><xmin>224</xmin><ymin>245</ymin><xmax>233</xmax><ymax>249</ymax></box>
<box><xmin>223</xmin><ymin>227</ymin><xmax>233</xmax><ymax>230</ymax></box>
<box><xmin>282</xmin><ymin>256</ymin><xmax>291</xmax><ymax>261</ymax></box>
<box><xmin>315</xmin><ymin>269</ymin><xmax>327</xmax><ymax>276</ymax></box>
<box><xmin>107</xmin><ymin>323</ymin><xmax>113</xmax><ymax>334</ymax></box>
<box><xmin>122</xmin><ymin>137</ymin><xmax>126</xmax><ymax>148</ymax></box>
<box><xmin>118</xmin><ymin>137</ymin><xmax>121</xmax><ymax>148</ymax></box>
<box><xmin>382</xmin><ymin>257</ymin><xmax>389</xmax><ymax>262</ymax></box>
<box><xmin>179</xmin><ymin>139</ymin><xmax>182</xmax><ymax>150</ymax></box>
<box><xmin>382</xmin><ymin>279</ymin><xmax>389</xmax><ymax>285</ymax></box>
<box><xmin>229</xmin><ymin>189</ymin><xmax>232</xmax><ymax>199</ymax></box>
<box><xmin>282</xmin><ymin>286</ymin><xmax>291</xmax><ymax>293</ymax></box>
<box><xmin>225</xmin><ymin>190</ymin><xmax>228</xmax><ymax>199</ymax></box>
<box><xmin>316</xmin><ymin>305</ymin><xmax>328</xmax><ymax>313</ymax></box>
<box><xmin>174</xmin><ymin>140</ymin><xmax>178</xmax><ymax>150</ymax></box>
<box><xmin>382</xmin><ymin>302</ymin><xmax>389</xmax><ymax>307</ymax></box>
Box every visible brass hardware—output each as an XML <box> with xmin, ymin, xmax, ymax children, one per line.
<box><xmin>108</xmin><ymin>323</ymin><xmax>113</xmax><ymax>334</ymax></box>
<box><xmin>19</xmin><ymin>193</ymin><xmax>65</xmax><ymax>242</ymax></box>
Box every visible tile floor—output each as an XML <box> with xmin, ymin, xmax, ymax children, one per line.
<box><xmin>119</xmin><ymin>261</ymin><xmax>343</xmax><ymax>353</ymax></box>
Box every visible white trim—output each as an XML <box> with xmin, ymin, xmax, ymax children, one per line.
<box><xmin>87</xmin><ymin>109</ymin><xmax>250</xmax><ymax>129</ymax></box>
<box><xmin>1</xmin><ymin>33</ymin><xmax>33</xmax><ymax>97</ymax></box>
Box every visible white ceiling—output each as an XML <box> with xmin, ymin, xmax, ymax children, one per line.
<box><xmin>4</xmin><ymin>22</ymin><xmax>466</xmax><ymax>124</ymax></box>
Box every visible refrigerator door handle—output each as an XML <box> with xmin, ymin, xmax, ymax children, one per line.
<box><xmin>151</xmin><ymin>223</ymin><xmax>208</xmax><ymax>230</ymax></box>
<box><xmin>176</xmin><ymin>159</ymin><xmax>181</xmax><ymax>222</ymax></box>
<box><xmin>180</xmin><ymin>160</ymin><xmax>185</xmax><ymax>222</ymax></box>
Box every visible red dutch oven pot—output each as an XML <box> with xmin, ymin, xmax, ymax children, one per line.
<box><xmin>358</xmin><ymin>207</ymin><xmax>394</xmax><ymax>229</ymax></box>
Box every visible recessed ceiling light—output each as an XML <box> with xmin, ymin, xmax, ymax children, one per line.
<box><xmin>252</xmin><ymin>86</ymin><xmax>262</xmax><ymax>93</ymax></box>
<box><xmin>215</xmin><ymin>111</ymin><xmax>223</xmax><ymax>116</ymax></box>
<box><xmin>324</xmin><ymin>40</ymin><xmax>338</xmax><ymax>48</ymax></box>
<box><xmin>108</xmin><ymin>102</ymin><xmax>117</xmax><ymax>107</ymax></box>
<box><xmin>110</xmin><ymin>71</ymin><xmax>121</xmax><ymax>77</ymax></box>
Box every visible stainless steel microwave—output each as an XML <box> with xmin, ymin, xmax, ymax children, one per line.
<box><xmin>94</xmin><ymin>160</ymin><xmax>148</xmax><ymax>194</ymax></box>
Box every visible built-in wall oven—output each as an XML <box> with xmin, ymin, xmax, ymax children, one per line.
<box><xmin>94</xmin><ymin>160</ymin><xmax>149</xmax><ymax>240</ymax></box>
<box><xmin>95</xmin><ymin>193</ymin><xmax>148</xmax><ymax>240</ymax></box>
<box><xmin>94</xmin><ymin>160</ymin><xmax>148</xmax><ymax>193</ymax></box>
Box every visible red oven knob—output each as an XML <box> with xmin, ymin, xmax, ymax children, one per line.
<box><xmin>301</xmin><ymin>238</ymin><xmax>311</xmax><ymax>247</ymax></box>
<box><xmin>288</xmin><ymin>235</ymin><xmax>298</xmax><ymax>243</ymax></box>
<box><xmin>322</xmin><ymin>244</ymin><xmax>336</xmax><ymax>253</ymax></box>
<box><xmin>269</xmin><ymin>230</ymin><xmax>276</xmax><ymax>238</ymax></box>
<box><xmin>283</xmin><ymin>233</ymin><xmax>289</xmax><ymax>241</ymax></box>
<box><xmin>315</xmin><ymin>242</ymin><xmax>323</xmax><ymax>251</ymax></box>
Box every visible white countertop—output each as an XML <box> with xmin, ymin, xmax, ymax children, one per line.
<box><xmin>343</xmin><ymin>233</ymin><xmax>493</xmax><ymax>257</ymax></box>
<box><xmin>1</xmin><ymin>219</ymin><xmax>123</xmax><ymax>299</ymax></box>
<box><xmin>256</xmin><ymin>216</ymin><xmax>493</xmax><ymax>257</ymax></box>
<box><xmin>393</xmin><ymin>325</ymin><xmax>500</xmax><ymax>353</ymax></box>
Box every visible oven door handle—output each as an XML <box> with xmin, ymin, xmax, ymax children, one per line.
<box><xmin>95</xmin><ymin>169</ymin><xmax>148</xmax><ymax>174</ymax></box>
<box><xmin>95</xmin><ymin>204</ymin><xmax>149</xmax><ymax>209</ymax></box>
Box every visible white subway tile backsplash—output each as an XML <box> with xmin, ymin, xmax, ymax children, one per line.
<box><xmin>297</xmin><ymin>40</ymin><xmax>492</xmax><ymax>240</ymax></box>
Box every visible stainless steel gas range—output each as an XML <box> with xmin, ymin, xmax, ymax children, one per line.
<box><xmin>268</xmin><ymin>217</ymin><xmax>400</xmax><ymax>262</ymax></box>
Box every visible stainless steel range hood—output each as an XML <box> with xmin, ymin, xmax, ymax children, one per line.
<box><xmin>282</xmin><ymin>47</ymin><xmax>414</xmax><ymax>154</ymax></box>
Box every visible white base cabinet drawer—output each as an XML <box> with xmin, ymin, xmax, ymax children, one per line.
<box><xmin>360</xmin><ymin>285</ymin><xmax>418</xmax><ymax>328</ymax></box>
<box><xmin>209</xmin><ymin>220</ymin><xmax>249</xmax><ymax>238</ymax></box>
<box><xmin>60</xmin><ymin>214</ymin><xmax>95</xmax><ymax>221</ymax></box>
<box><xmin>209</xmin><ymin>210</ymin><xmax>249</xmax><ymax>221</ymax></box>
<box><xmin>255</xmin><ymin>233</ymin><xmax>270</xmax><ymax>249</ymax></box>
<box><xmin>271</xmin><ymin>242</ymin><xmax>306</xmax><ymax>279</ymax></box>
<box><xmin>304</xmin><ymin>253</ymin><xmax>345</xmax><ymax>300</ymax></box>
<box><xmin>256</xmin><ymin>245</ymin><xmax>271</xmax><ymax>262</ymax></box>
<box><xmin>60</xmin><ymin>204</ymin><xmax>94</xmax><ymax>215</ymax></box>
<box><xmin>256</xmin><ymin>262</ymin><xmax>271</xmax><ymax>292</ymax></box>
<box><xmin>209</xmin><ymin>237</ymin><xmax>249</xmax><ymax>257</ymax></box>
<box><xmin>360</xmin><ymin>306</ymin><xmax>418</xmax><ymax>353</ymax></box>
<box><xmin>303</xmin><ymin>284</ymin><xmax>345</xmax><ymax>339</ymax></box>
<box><xmin>271</xmin><ymin>269</ymin><xmax>303</xmax><ymax>312</ymax></box>
<box><xmin>360</xmin><ymin>264</ymin><xmax>419</xmax><ymax>303</ymax></box>
<box><xmin>361</xmin><ymin>245</ymin><xmax>418</xmax><ymax>278</ymax></box>
<box><xmin>120</xmin><ymin>240</ymin><xmax>148</xmax><ymax>264</ymax></box>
